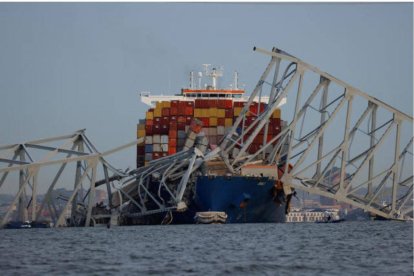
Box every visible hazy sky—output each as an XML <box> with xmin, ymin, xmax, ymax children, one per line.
<box><xmin>0</xmin><ymin>3</ymin><xmax>412</xmax><ymax>191</ymax></box>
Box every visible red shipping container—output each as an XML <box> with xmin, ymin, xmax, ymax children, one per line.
<box><xmin>218</xmin><ymin>99</ymin><xmax>233</xmax><ymax>109</ymax></box>
<box><xmin>171</xmin><ymin>100</ymin><xmax>179</xmax><ymax>108</ymax></box>
<box><xmin>170</xmin><ymin>115</ymin><xmax>177</xmax><ymax>122</ymax></box>
<box><xmin>195</xmin><ymin>99</ymin><xmax>203</xmax><ymax>108</ymax></box>
<box><xmin>178</xmin><ymin>101</ymin><xmax>187</xmax><ymax>111</ymax></box>
<box><xmin>170</xmin><ymin>107</ymin><xmax>178</xmax><ymax>116</ymax></box>
<box><xmin>153</xmin><ymin>125</ymin><xmax>161</xmax><ymax>134</ymax></box>
<box><xmin>177</xmin><ymin>122</ymin><xmax>186</xmax><ymax>130</ymax></box>
<box><xmin>169</xmin><ymin>121</ymin><xmax>178</xmax><ymax>130</ymax></box>
<box><xmin>270</xmin><ymin>118</ymin><xmax>281</xmax><ymax>126</ymax></box>
<box><xmin>185</xmin><ymin>106</ymin><xmax>194</xmax><ymax>116</ymax></box>
<box><xmin>168</xmin><ymin>148</ymin><xmax>176</xmax><ymax>155</ymax></box>
<box><xmin>200</xmin><ymin>118</ymin><xmax>209</xmax><ymax>127</ymax></box>
<box><xmin>177</xmin><ymin>116</ymin><xmax>186</xmax><ymax>123</ymax></box>
<box><xmin>186</xmin><ymin>116</ymin><xmax>193</xmax><ymax>124</ymax></box>
<box><xmin>137</xmin><ymin>146</ymin><xmax>145</xmax><ymax>155</ymax></box>
<box><xmin>169</xmin><ymin>139</ymin><xmax>177</xmax><ymax>147</ymax></box>
<box><xmin>145</xmin><ymin>125</ymin><xmax>153</xmax><ymax>135</ymax></box>
<box><xmin>161</xmin><ymin>125</ymin><xmax>169</xmax><ymax>135</ymax></box>
<box><xmin>153</xmin><ymin>152</ymin><xmax>160</xmax><ymax>160</ymax></box>
<box><xmin>224</xmin><ymin>99</ymin><xmax>233</xmax><ymax>109</ymax></box>
<box><xmin>217</xmin><ymin>118</ymin><xmax>225</xmax><ymax>126</ymax></box>
<box><xmin>258</xmin><ymin>103</ymin><xmax>266</xmax><ymax>113</ymax></box>
<box><xmin>169</xmin><ymin>130</ymin><xmax>177</xmax><ymax>138</ymax></box>
<box><xmin>186</xmin><ymin>101</ymin><xmax>194</xmax><ymax>107</ymax></box>
<box><xmin>225</xmin><ymin>109</ymin><xmax>233</xmax><ymax>118</ymax></box>
<box><xmin>234</xmin><ymin>101</ymin><xmax>244</xmax><ymax>107</ymax></box>
<box><xmin>162</xmin><ymin>108</ymin><xmax>170</xmax><ymax>117</ymax></box>
<box><xmin>208</xmin><ymin>99</ymin><xmax>218</xmax><ymax>107</ymax></box>
<box><xmin>154</xmin><ymin>117</ymin><xmax>161</xmax><ymax>124</ymax></box>
<box><xmin>146</xmin><ymin>119</ymin><xmax>153</xmax><ymax>126</ymax></box>
<box><xmin>202</xmin><ymin>99</ymin><xmax>209</xmax><ymax>108</ymax></box>
<box><xmin>162</xmin><ymin>116</ymin><xmax>170</xmax><ymax>125</ymax></box>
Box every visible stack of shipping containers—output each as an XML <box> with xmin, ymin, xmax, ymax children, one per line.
<box><xmin>137</xmin><ymin>99</ymin><xmax>281</xmax><ymax>168</ymax></box>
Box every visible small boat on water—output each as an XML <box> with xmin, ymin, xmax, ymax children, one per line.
<box><xmin>5</xmin><ymin>220</ymin><xmax>51</xmax><ymax>229</ymax></box>
<box><xmin>315</xmin><ymin>214</ymin><xmax>345</xmax><ymax>224</ymax></box>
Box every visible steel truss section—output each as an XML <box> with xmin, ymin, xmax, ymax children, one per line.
<box><xmin>219</xmin><ymin>47</ymin><xmax>413</xmax><ymax>221</ymax></box>
<box><xmin>0</xmin><ymin>130</ymin><xmax>137</xmax><ymax>228</ymax></box>
<box><xmin>110</xmin><ymin>147</ymin><xmax>221</xmax><ymax>221</ymax></box>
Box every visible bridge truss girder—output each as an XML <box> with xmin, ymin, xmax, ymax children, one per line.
<box><xmin>0</xmin><ymin>130</ymin><xmax>137</xmax><ymax>228</ymax></box>
<box><xmin>220</xmin><ymin>47</ymin><xmax>413</xmax><ymax>221</ymax></box>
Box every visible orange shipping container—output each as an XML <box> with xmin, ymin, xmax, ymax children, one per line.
<box><xmin>154</xmin><ymin>108</ymin><xmax>162</xmax><ymax>117</ymax></box>
<box><xmin>146</xmin><ymin>111</ymin><xmax>154</xmax><ymax>120</ymax></box>
<box><xmin>225</xmin><ymin>118</ymin><xmax>233</xmax><ymax>127</ymax></box>
<box><xmin>272</xmin><ymin>109</ymin><xmax>281</xmax><ymax>118</ymax></box>
<box><xmin>194</xmin><ymin>108</ymin><xmax>203</xmax><ymax>118</ymax></box>
<box><xmin>209</xmin><ymin>107</ymin><xmax>218</xmax><ymax>117</ymax></box>
<box><xmin>209</xmin><ymin>117</ymin><xmax>218</xmax><ymax>126</ymax></box>
<box><xmin>168</xmin><ymin>148</ymin><xmax>176</xmax><ymax>155</ymax></box>
<box><xmin>234</xmin><ymin>107</ymin><xmax>243</xmax><ymax>116</ymax></box>
<box><xmin>169</xmin><ymin>139</ymin><xmax>177</xmax><ymax>147</ymax></box>
<box><xmin>217</xmin><ymin>109</ymin><xmax>225</xmax><ymax>118</ymax></box>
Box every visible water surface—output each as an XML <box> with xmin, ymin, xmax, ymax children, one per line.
<box><xmin>0</xmin><ymin>221</ymin><xmax>412</xmax><ymax>275</ymax></box>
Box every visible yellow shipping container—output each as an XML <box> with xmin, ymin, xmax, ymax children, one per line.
<box><xmin>156</xmin><ymin>102</ymin><xmax>163</xmax><ymax>110</ymax></box>
<box><xmin>201</xmin><ymin>109</ymin><xmax>209</xmax><ymax>117</ymax></box>
<box><xmin>272</xmin><ymin>108</ymin><xmax>281</xmax><ymax>118</ymax></box>
<box><xmin>137</xmin><ymin>124</ymin><xmax>145</xmax><ymax>130</ymax></box>
<box><xmin>217</xmin><ymin>109</ymin><xmax>225</xmax><ymax>118</ymax></box>
<box><xmin>209</xmin><ymin>107</ymin><xmax>218</xmax><ymax>117</ymax></box>
<box><xmin>146</xmin><ymin>111</ymin><xmax>154</xmax><ymax>120</ymax></box>
<box><xmin>209</xmin><ymin>117</ymin><xmax>218</xmax><ymax>126</ymax></box>
<box><xmin>224</xmin><ymin>118</ymin><xmax>233</xmax><ymax>127</ymax></box>
<box><xmin>137</xmin><ymin>129</ymin><xmax>146</xmax><ymax>138</ymax></box>
<box><xmin>153</xmin><ymin>108</ymin><xmax>162</xmax><ymax>117</ymax></box>
<box><xmin>234</xmin><ymin>107</ymin><xmax>243</xmax><ymax>116</ymax></box>
<box><xmin>162</xmin><ymin>101</ymin><xmax>171</xmax><ymax>108</ymax></box>
<box><xmin>194</xmin><ymin>109</ymin><xmax>203</xmax><ymax>118</ymax></box>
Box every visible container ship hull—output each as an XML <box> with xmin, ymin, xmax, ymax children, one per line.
<box><xmin>193</xmin><ymin>176</ymin><xmax>286</xmax><ymax>223</ymax></box>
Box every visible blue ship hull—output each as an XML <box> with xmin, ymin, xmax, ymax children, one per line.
<box><xmin>171</xmin><ymin>176</ymin><xmax>286</xmax><ymax>224</ymax></box>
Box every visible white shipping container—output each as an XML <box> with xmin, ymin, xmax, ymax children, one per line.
<box><xmin>217</xmin><ymin>126</ymin><xmax>225</xmax><ymax>135</ymax></box>
<box><xmin>161</xmin><ymin>135</ymin><xmax>169</xmax><ymax>144</ymax></box>
<box><xmin>161</xmin><ymin>144</ymin><xmax>168</xmax><ymax>152</ymax></box>
<box><xmin>209</xmin><ymin>127</ymin><xmax>217</xmax><ymax>136</ymax></box>
<box><xmin>145</xmin><ymin>136</ymin><xmax>153</xmax><ymax>144</ymax></box>
<box><xmin>153</xmin><ymin>135</ymin><xmax>161</xmax><ymax>144</ymax></box>
<box><xmin>153</xmin><ymin>144</ymin><xmax>161</xmax><ymax>152</ymax></box>
<box><xmin>184</xmin><ymin>138</ymin><xmax>195</xmax><ymax>149</ymax></box>
<box><xmin>187</xmin><ymin>131</ymin><xmax>197</xmax><ymax>140</ymax></box>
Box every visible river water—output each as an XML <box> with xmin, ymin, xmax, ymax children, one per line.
<box><xmin>0</xmin><ymin>221</ymin><xmax>412</xmax><ymax>275</ymax></box>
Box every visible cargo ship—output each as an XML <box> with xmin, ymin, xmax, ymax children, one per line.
<box><xmin>133</xmin><ymin>65</ymin><xmax>288</xmax><ymax>224</ymax></box>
